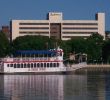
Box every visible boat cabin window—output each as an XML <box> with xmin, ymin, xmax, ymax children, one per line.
<box><xmin>24</xmin><ymin>63</ymin><xmax>26</xmax><ymax>68</ymax></box>
<box><xmin>17</xmin><ymin>64</ymin><xmax>20</xmax><ymax>68</ymax></box>
<box><xmin>57</xmin><ymin>63</ymin><xmax>59</xmax><ymax>67</ymax></box>
<box><xmin>50</xmin><ymin>63</ymin><xmax>52</xmax><ymax>67</ymax></box>
<box><xmin>34</xmin><ymin>63</ymin><xmax>36</xmax><ymax>68</ymax></box>
<box><xmin>7</xmin><ymin>64</ymin><xmax>9</xmax><ymax>67</ymax></box>
<box><xmin>41</xmin><ymin>63</ymin><xmax>43</xmax><ymax>67</ymax></box>
<box><xmin>14</xmin><ymin>64</ymin><xmax>16</xmax><ymax>68</ymax></box>
<box><xmin>27</xmin><ymin>63</ymin><xmax>30</xmax><ymax>68</ymax></box>
<box><xmin>54</xmin><ymin>63</ymin><xmax>56</xmax><ymax>67</ymax></box>
<box><xmin>21</xmin><ymin>64</ymin><xmax>23</xmax><ymax>68</ymax></box>
<box><xmin>60</xmin><ymin>52</ymin><xmax>62</xmax><ymax>56</ymax></box>
<box><xmin>10</xmin><ymin>64</ymin><xmax>13</xmax><ymax>67</ymax></box>
<box><xmin>37</xmin><ymin>63</ymin><xmax>40</xmax><ymax>67</ymax></box>
<box><xmin>31</xmin><ymin>63</ymin><xmax>33</xmax><ymax>68</ymax></box>
<box><xmin>44</xmin><ymin>63</ymin><xmax>46</xmax><ymax>67</ymax></box>
<box><xmin>47</xmin><ymin>63</ymin><xmax>49</xmax><ymax>67</ymax></box>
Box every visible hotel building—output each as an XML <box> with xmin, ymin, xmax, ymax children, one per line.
<box><xmin>11</xmin><ymin>12</ymin><xmax>105</xmax><ymax>40</ymax></box>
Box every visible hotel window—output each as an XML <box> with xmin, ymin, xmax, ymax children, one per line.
<box><xmin>63</xmin><ymin>27</ymin><xmax>98</xmax><ymax>30</ymax></box>
<box><xmin>62</xmin><ymin>36</ymin><xmax>89</xmax><ymax>38</ymax></box>
<box><xmin>62</xmin><ymin>32</ymin><xmax>93</xmax><ymax>34</ymax></box>
<box><xmin>19</xmin><ymin>23</ymin><xmax>49</xmax><ymax>25</ymax></box>
<box><xmin>19</xmin><ymin>31</ymin><xmax>49</xmax><ymax>34</ymax></box>
<box><xmin>63</xmin><ymin>23</ymin><xmax>98</xmax><ymax>25</ymax></box>
<box><xmin>19</xmin><ymin>27</ymin><xmax>49</xmax><ymax>30</ymax></box>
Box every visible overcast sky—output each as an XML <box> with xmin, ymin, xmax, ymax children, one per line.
<box><xmin>0</xmin><ymin>0</ymin><xmax>109</xmax><ymax>30</ymax></box>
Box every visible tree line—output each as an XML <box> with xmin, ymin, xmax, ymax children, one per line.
<box><xmin>1</xmin><ymin>31</ymin><xmax>110</xmax><ymax>63</ymax></box>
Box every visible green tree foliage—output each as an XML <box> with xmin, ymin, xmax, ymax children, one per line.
<box><xmin>67</xmin><ymin>37</ymin><xmax>87</xmax><ymax>54</ymax></box>
<box><xmin>8</xmin><ymin>32</ymin><xmax>110</xmax><ymax>64</ymax></box>
<box><xmin>11</xmin><ymin>34</ymin><xmax>104</xmax><ymax>63</ymax></box>
<box><xmin>0</xmin><ymin>32</ymin><xmax>10</xmax><ymax>57</ymax></box>
<box><xmin>61</xmin><ymin>33</ymin><xmax>103</xmax><ymax>63</ymax></box>
<box><xmin>12</xmin><ymin>35</ymin><xmax>58</xmax><ymax>52</ymax></box>
<box><xmin>102</xmin><ymin>40</ymin><xmax>110</xmax><ymax>63</ymax></box>
<box><xmin>60</xmin><ymin>40</ymin><xmax>72</xmax><ymax>59</ymax></box>
<box><xmin>86</xmin><ymin>33</ymin><xmax>103</xmax><ymax>63</ymax></box>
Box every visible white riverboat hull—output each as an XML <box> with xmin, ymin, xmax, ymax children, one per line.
<box><xmin>0</xmin><ymin>63</ymin><xmax>87</xmax><ymax>74</ymax></box>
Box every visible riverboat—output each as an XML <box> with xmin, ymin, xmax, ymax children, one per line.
<box><xmin>0</xmin><ymin>47</ymin><xmax>86</xmax><ymax>74</ymax></box>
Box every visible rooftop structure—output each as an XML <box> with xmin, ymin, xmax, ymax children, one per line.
<box><xmin>1</xmin><ymin>26</ymin><xmax>10</xmax><ymax>40</ymax></box>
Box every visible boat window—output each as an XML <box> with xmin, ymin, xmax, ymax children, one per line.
<box><xmin>50</xmin><ymin>63</ymin><xmax>52</xmax><ymax>67</ymax></box>
<box><xmin>31</xmin><ymin>63</ymin><xmax>33</xmax><ymax>68</ymax></box>
<box><xmin>10</xmin><ymin>64</ymin><xmax>13</xmax><ymax>67</ymax></box>
<box><xmin>57</xmin><ymin>63</ymin><xmax>59</xmax><ymax>67</ymax></box>
<box><xmin>41</xmin><ymin>63</ymin><xmax>43</xmax><ymax>67</ymax></box>
<box><xmin>37</xmin><ymin>63</ymin><xmax>40</xmax><ymax>67</ymax></box>
<box><xmin>54</xmin><ymin>63</ymin><xmax>56</xmax><ymax>67</ymax></box>
<box><xmin>47</xmin><ymin>63</ymin><xmax>49</xmax><ymax>67</ymax></box>
<box><xmin>24</xmin><ymin>63</ymin><xmax>26</xmax><ymax>68</ymax></box>
<box><xmin>34</xmin><ymin>63</ymin><xmax>36</xmax><ymax>68</ymax></box>
<box><xmin>21</xmin><ymin>64</ymin><xmax>23</xmax><ymax>68</ymax></box>
<box><xmin>7</xmin><ymin>64</ymin><xmax>9</xmax><ymax>67</ymax></box>
<box><xmin>14</xmin><ymin>64</ymin><xmax>16</xmax><ymax>68</ymax></box>
<box><xmin>17</xmin><ymin>64</ymin><xmax>20</xmax><ymax>68</ymax></box>
<box><xmin>60</xmin><ymin>52</ymin><xmax>62</xmax><ymax>56</ymax></box>
<box><xmin>27</xmin><ymin>63</ymin><xmax>30</xmax><ymax>68</ymax></box>
<box><xmin>44</xmin><ymin>63</ymin><xmax>46</xmax><ymax>67</ymax></box>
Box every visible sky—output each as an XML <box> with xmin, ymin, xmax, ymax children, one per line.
<box><xmin>0</xmin><ymin>0</ymin><xmax>109</xmax><ymax>30</ymax></box>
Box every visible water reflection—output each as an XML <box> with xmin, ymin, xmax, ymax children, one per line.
<box><xmin>87</xmin><ymin>75</ymin><xmax>106</xmax><ymax>100</ymax></box>
<box><xmin>0</xmin><ymin>74</ymin><xmax>110</xmax><ymax>100</ymax></box>
<box><xmin>1</xmin><ymin>75</ymin><xmax>64</xmax><ymax>100</ymax></box>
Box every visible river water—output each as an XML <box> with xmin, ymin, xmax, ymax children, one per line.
<box><xmin>0</xmin><ymin>74</ymin><xmax>110</xmax><ymax>100</ymax></box>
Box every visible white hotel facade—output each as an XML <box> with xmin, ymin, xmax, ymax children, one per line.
<box><xmin>11</xmin><ymin>12</ymin><xmax>105</xmax><ymax>40</ymax></box>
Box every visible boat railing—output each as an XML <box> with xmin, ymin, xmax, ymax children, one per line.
<box><xmin>3</xmin><ymin>57</ymin><xmax>59</xmax><ymax>62</ymax></box>
<box><xmin>2</xmin><ymin>55</ymin><xmax>62</xmax><ymax>62</ymax></box>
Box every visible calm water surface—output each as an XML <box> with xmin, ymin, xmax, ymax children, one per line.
<box><xmin>0</xmin><ymin>74</ymin><xmax>110</xmax><ymax>100</ymax></box>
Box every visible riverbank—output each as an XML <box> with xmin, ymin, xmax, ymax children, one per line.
<box><xmin>74</xmin><ymin>64</ymin><xmax>110</xmax><ymax>74</ymax></box>
<box><xmin>87</xmin><ymin>64</ymin><xmax>110</xmax><ymax>67</ymax></box>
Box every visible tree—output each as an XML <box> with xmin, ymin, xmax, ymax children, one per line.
<box><xmin>86</xmin><ymin>33</ymin><xmax>103</xmax><ymax>63</ymax></box>
<box><xmin>12</xmin><ymin>35</ymin><xmax>60</xmax><ymax>51</ymax></box>
<box><xmin>68</xmin><ymin>37</ymin><xmax>87</xmax><ymax>54</ymax></box>
<box><xmin>102</xmin><ymin>39</ymin><xmax>110</xmax><ymax>63</ymax></box>
<box><xmin>0</xmin><ymin>32</ymin><xmax>10</xmax><ymax>57</ymax></box>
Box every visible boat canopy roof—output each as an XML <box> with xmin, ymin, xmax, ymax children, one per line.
<box><xmin>15</xmin><ymin>50</ymin><xmax>57</xmax><ymax>55</ymax></box>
